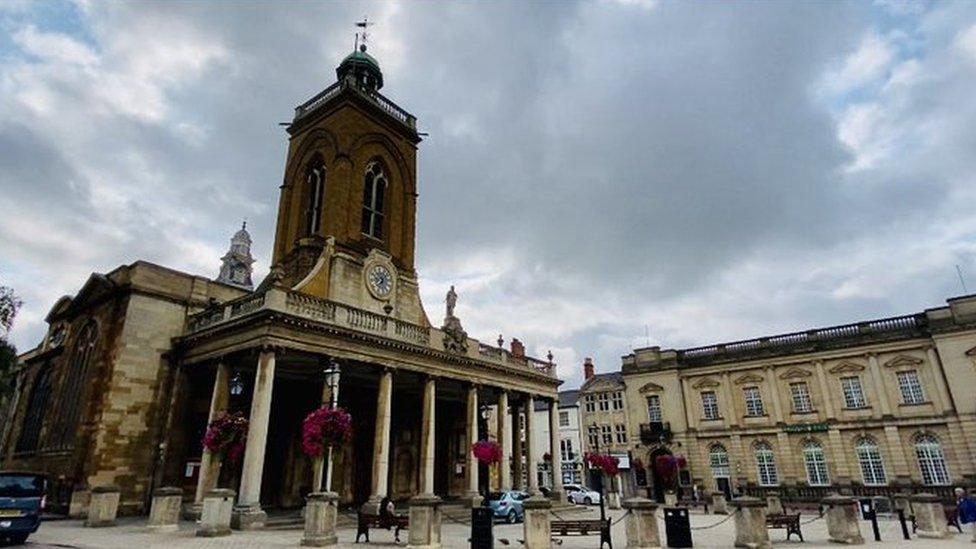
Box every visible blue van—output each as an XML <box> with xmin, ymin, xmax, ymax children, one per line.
<box><xmin>0</xmin><ymin>471</ymin><xmax>46</xmax><ymax>545</ymax></box>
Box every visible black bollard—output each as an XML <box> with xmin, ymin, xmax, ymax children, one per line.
<box><xmin>897</xmin><ymin>509</ymin><xmax>910</xmax><ymax>540</ymax></box>
<box><xmin>471</xmin><ymin>505</ymin><xmax>493</xmax><ymax>549</ymax></box>
<box><xmin>858</xmin><ymin>499</ymin><xmax>881</xmax><ymax>542</ymax></box>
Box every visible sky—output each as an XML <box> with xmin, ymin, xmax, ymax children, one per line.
<box><xmin>2</xmin><ymin>1</ymin><xmax>976</xmax><ymax>389</ymax></box>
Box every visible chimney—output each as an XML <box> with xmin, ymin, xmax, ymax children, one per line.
<box><xmin>583</xmin><ymin>357</ymin><xmax>595</xmax><ymax>380</ymax></box>
<box><xmin>510</xmin><ymin>338</ymin><xmax>525</xmax><ymax>358</ymax></box>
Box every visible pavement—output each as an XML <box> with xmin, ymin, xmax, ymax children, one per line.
<box><xmin>17</xmin><ymin>506</ymin><xmax>976</xmax><ymax>548</ymax></box>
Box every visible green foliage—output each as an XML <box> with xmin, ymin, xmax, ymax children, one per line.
<box><xmin>0</xmin><ymin>285</ymin><xmax>21</xmax><ymax>397</ymax></box>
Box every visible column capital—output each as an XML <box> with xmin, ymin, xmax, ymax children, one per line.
<box><xmin>256</xmin><ymin>343</ymin><xmax>285</xmax><ymax>355</ymax></box>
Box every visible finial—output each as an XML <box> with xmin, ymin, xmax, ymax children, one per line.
<box><xmin>242</xmin><ymin>219</ymin><xmax>247</xmax><ymax>231</ymax></box>
<box><xmin>497</xmin><ymin>334</ymin><xmax>504</xmax><ymax>348</ymax></box>
<box><xmin>547</xmin><ymin>350</ymin><xmax>554</xmax><ymax>364</ymax></box>
<box><xmin>355</xmin><ymin>16</ymin><xmax>373</xmax><ymax>52</ymax></box>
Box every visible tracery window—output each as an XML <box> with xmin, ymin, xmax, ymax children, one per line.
<box><xmin>49</xmin><ymin>321</ymin><xmax>98</xmax><ymax>449</ymax></box>
<box><xmin>15</xmin><ymin>365</ymin><xmax>54</xmax><ymax>455</ymax></box>
<box><xmin>361</xmin><ymin>161</ymin><xmax>387</xmax><ymax>239</ymax></box>
<box><xmin>914</xmin><ymin>435</ymin><xmax>950</xmax><ymax>485</ymax></box>
<box><xmin>754</xmin><ymin>441</ymin><xmax>778</xmax><ymax>486</ymax></box>
<box><xmin>855</xmin><ymin>438</ymin><xmax>887</xmax><ymax>485</ymax></box>
<box><xmin>803</xmin><ymin>441</ymin><xmax>829</xmax><ymax>486</ymax></box>
<box><xmin>304</xmin><ymin>161</ymin><xmax>326</xmax><ymax>236</ymax></box>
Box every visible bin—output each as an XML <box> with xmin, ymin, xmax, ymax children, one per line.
<box><xmin>471</xmin><ymin>506</ymin><xmax>493</xmax><ymax>549</ymax></box>
<box><xmin>664</xmin><ymin>506</ymin><xmax>692</xmax><ymax>548</ymax></box>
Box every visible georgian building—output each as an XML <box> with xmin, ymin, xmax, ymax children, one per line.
<box><xmin>1</xmin><ymin>44</ymin><xmax>563</xmax><ymax>524</ymax></box>
<box><xmin>579</xmin><ymin>359</ymin><xmax>635</xmax><ymax>493</ymax></box>
<box><xmin>619</xmin><ymin>294</ymin><xmax>976</xmax><ymax>502</ymax></box>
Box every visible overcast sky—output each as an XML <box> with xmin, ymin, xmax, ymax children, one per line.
<box><xmin>2</xmin><ymin>1</ymin><xmax>976</xmax><ymax>389</ymax></box>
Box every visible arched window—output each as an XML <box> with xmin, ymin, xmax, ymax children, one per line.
<box><xmin>709</xmin><ymin>444</ymin><xmax>730</xmax><ymax>478</ymax></box>
<box><xmin>855</xmin><ymin>438</ymin><xmax>887</xmax><ymax>486</ymax></box>
<box><xmin>304</xmin><ymin>161</ymin><xmax>326</xmax><ymax>236</ymax></box>
<box><xmin>361</xmin><ymin>161</ymin><xmax>387</xmax><ymax>239</ymax></box>
<box><xmin>50</xmin><ymin>321</ymin><xmax>97</xmax><ymax>449</ymax></box>
<box><xmin>15</xmin><ymin>365</ymin><xmax>53</xmax><ymax>455</ymax></box>
<box><xmin>754</xmin><ymin>441</ymin><xmax>778</xmax><ymax>486</ymax></box>
<box><xmin>914</xmin><ymin>435</ymin><xmax>950</xmax><ymax>485</ymax></box>
<box><xmin>803</xmin><ymin>441</ymin><xmax>829</xmax><ymax>486</ymax></box>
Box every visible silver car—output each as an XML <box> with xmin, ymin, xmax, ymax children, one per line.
<box><xmin>564</xmin><ymin>483</ymin><xmax>601</xmax><ymax>505</ymax></box>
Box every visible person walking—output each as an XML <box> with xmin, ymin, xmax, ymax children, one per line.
<box><xmin>955</xmin><ymin>487</ymin><xmax>976</xmax><ymax>538</ymax></box>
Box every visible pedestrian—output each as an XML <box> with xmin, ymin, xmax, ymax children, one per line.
<box><xmin>955</xmin><ymin>487</ymin><xmax>976</xmax><ymax>536</ymax></box>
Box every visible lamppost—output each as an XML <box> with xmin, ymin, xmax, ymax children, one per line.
<box><xmin>587</xmin><ymin>424</ymin><xmax>607</xmax><ymax>522</ymax></box>
<box><xmin>323</xmin><ymin>357</ymin><xmax>341</xmax><ymax>492</ymax></box>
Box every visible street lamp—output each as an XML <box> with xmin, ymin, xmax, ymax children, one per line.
<box><xmin>322</xmin><ymin>357</ymin><xmax>341</xmax><ymax>492</ymax></box>
<box><xmin>588</xmin><ymin>423</ymin><xmax>607</xmax><ymax>522</ymax></box>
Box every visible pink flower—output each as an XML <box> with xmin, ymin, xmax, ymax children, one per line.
<box><xmin>301</xmin><ymin>406</ymin><xmax>354</xmax><ymax>458</ymax></box>
<box><xmin>201</xmin><ymin>412</ymin><xmax>249</xmax><ymax>464</ymax></box>
<box><xmin>472</xmin><ymin>440</ymin><xmax>502</xmax><ymax>465</ymax></box>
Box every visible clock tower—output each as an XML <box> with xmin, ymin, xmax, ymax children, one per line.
<box><xmin>269</xmin><ymin>43</ymin><xmax>428</xmax><ymax>325</ymax></box>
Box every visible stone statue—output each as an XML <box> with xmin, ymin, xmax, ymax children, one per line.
<box><xmin>446</xmin><ymin>285</ymin><xmax>457</xmax><ymax>318</ymax></box>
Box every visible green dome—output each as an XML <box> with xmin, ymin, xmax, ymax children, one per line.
<box><xmin>336</xmin><ymin>46</ymin><xmax>383</xmax><ymax>91</ymax></box>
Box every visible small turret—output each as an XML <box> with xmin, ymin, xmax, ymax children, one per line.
<box><xmin>216</xmin><ymin>221</ymin><xmax>255</xmax><ymax>289</ymax></box>
<box><xmin>336</xmin><ymin>44</ymin><xmax>384</xmax><ymax>93</ymax></box>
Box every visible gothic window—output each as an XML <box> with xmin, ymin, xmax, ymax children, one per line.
<box><xmin>709</xmin><ymin>444</ymin><xmax>730</xmax><ymax>478</ymax></box>
<box><xmin>50</xmin><ymin>321</ymin><xmax>97</xmax><ymax>449</ymax></box>
<box><xmin>803</xmin><ymin>441</ymin><xmax>830</xmax><ymax>486</ymax></box>
<box><xmin>361</xmin><ymin>161</ymin><xmax>387</xmax><ymax>239</ymax></box>
<box><xmin>897</xmin><ymin>371</ymin><xmax>925</xmax><ymax>405</ymax></box>
<box><xmin>790</xmin><ymin>382</ymin><xmax>813</xmax><ymax>413</ymax></box>
<box><xmin>701</xmin><ymin>391</ymin><xmax>720</xmax><ymax>420</ymax></box>
<box><xmin>754</xmin><ymin>441</ymin><xmax>778</xmax><ymax>486</ymax></box>
<box><xmin>304</xmin><ymin>161</ymin><xmax>326</xmax><ymax>236</ymax></box>
<box><xmin>841</xmin><ymin>376</ymin><xmax>867</xmax><ymax>408</ymax></box>
<box><xmin>914</xmin><ymin>435</ymin><xmax>950</xmax><ymax>485</ymax></box>
<box><xmin>743</xmin><ymin>386</ymin><xmax>765</xmax><ymax>417</ymax></box>
<box><xmin>646</xmin><ymin>395</ymin><xmax>662</xmax><ymax>422</ymax></box>
<box><xmin>855</xmin><ymin>438</ymin><xmax>887</xmax><ymax>485</ymax></box>
<box><xmin>15</xmin><ymin>365</ymin><xmax>53</xmax><ymax>455</ymax></box>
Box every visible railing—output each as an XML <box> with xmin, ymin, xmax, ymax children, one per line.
<box><xmin>294</xmin><ymin>82</ymin><xmax>341</xmax><ymax>119</ymax></box>
<box><xmin>394</xmin><ymin>319</ymin><xmax>430</xmax><ymax>345</ymax></box>
<box><xmin>230</xmin><ymin>293</ymin><xmax>265</xmax><ymax>317</ymax></box>
<box><xmin>639</xmin><ymin>421</ymin><xmax>672</xmax><ymax>445</ymax></box>
<box><xmin>743</xmin><ymin>484</ymin><xmax>961</xmax><ymax>504</ymax></box>
<box><xmin>186</xmin><ymin>307</ymin><xmax>225</xmax><ymax>332</ymax></box>
<box><xmin>372</xmin><ymin>90</ymin><xmax>417</xmax><ymax>128</ymax></box>
<box><xmin>286</xmin><ymin>292</ymin><xmax>335</xmax><ymax>322</ymax></box>
<box><xmin>678</xmin><ymin>313</ymin><xmax>926</xmax><ymax>364</ymax></box>
<box><xmin>346</xmin><ymin>307</ymin><xmax>388</xmax><ymax>332</ymax></box>
<box><xmin>293</xmin><ymin>81</ymin><xmax>416</xmax><ymax>129</ymax></box>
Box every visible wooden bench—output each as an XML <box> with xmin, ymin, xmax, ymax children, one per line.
<box><xmin>550</xmin><ymin>518</ymin><xmax>612</xmax><ymax>548</ymax></box>
<box><xmin>765</xmin><ymin>513</ymin><xmax>803</xmax><ymax>541</ymax></box>
<box><xmin>355</xmin><ymin>510</ymin><xmax>409</xmax><ymax>543</ymax></box>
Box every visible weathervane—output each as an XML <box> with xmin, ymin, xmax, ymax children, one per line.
<box><xmin>354</xmin><ymin>16</ymin><xmax>374</xmax><ymax>52</ymax></box>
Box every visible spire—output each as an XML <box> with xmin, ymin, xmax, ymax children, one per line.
<box><xmin>217</xmin><ymin>221</ymin><xmax>255</xmax><ymax>289</ymax></box>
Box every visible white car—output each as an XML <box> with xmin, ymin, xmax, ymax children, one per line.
<box><xmin>565</xmin><ymin>484</ymin><xmax>602</xmax><ymax>505</ymax></box>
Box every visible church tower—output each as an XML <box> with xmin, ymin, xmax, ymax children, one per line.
<box><xmin>269</xmin><ymin>41</ymin><xmax>428</xmax><ymax>325</ymax></box>
<box><xmin>216</xmin><ymin>221</ymin><xmax>255</xmax><ymax>289</ymax></box>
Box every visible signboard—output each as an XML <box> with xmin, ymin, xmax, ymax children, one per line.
<box><xmin>610</xmin><ymin>453</ymin><xmax>631</xmax><ymax>470</ymax></box>
<box><xmin>784</xmin><ymin>423</ymin><xmax>829</xmax><ymax>434</ymax></box>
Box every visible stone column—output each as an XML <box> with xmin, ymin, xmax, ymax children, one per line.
<box><xmin>711</xmin><ymin>491</ymin><xmax>728</xmax><ymax>514</ymax></box>
<box><xmin>731</xmin><ymin>496</ymin><xmax>770</xmax><ymax>549</ymax></box>
<box><xmin>822</xmin><ymin>494</ymin><xmax>864</xmax><ymax>544</ymax></box>
<box><xmin>147</xmin><ymin>486</ymin><xmax>183</xmax><ymax>533</ymax></box>
<box><xmin>191</xmin><ymin>362</ymin><xmax>230</xmax><ymax>516</ymax></box>
<box><xmin>498</xmin><ymin>390</ymin><xmax>512</xmax><ymax>491</ymax></box>
<box><xmin>197</xmin><ymin>489</ymin><xmax>235</xmax><ymax>537</ymax></box>
<box><xmin>465</xmin><ymin>383</ymin><xmax>480</xmax><ymax>506</ymax></box>
<box><xmin>363</xmin><ymin>368</ymin><xmax>394</xmax><ymax>514</ymax></box>
<box><xmin>302</xmin><ymin>492</ymin><xmax>338</xmax><ymax>547</ymax></box>
<box><xmin>513</xmin><ymin>397</ymin><xmax>524</xmax><ymax>491</ymax></box>
<box><xmin>85</xmin><ymin>486</ymin><xmax>121</xmax><ymax>527</ymax></box>
<box><xmin>522</xmin><ymin>496</ymin><xmax>552</xmax><ymax>549</ymax></box>
<box><xmin>547</xmin><ymin>398</ymin><xmax>566</xmax><ymax>503</ymax></box>
<box><xmin>525</xmin><ymin>395</ymin><xmax>539</xmax><ymax>495</ymax></box>
<box><xmin>409</xmin><ymin>376</ymin><xmax>442</xmax><ymax>548</ymax></box>
<box><xmin>623</xmin><ymin>497</ymin><xmax>660</xmax><ymax>548</ymax></box>
<box><xmin>233</xmin><ymin>349</ymin><xmax>276</xmax><ymax>530</ymax></box>
<box><xmin>910</xmin><ymin>493</ymin><xmax>949</xmax><ymax>539</ymax></box>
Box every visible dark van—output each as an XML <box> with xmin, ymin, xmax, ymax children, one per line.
<box><xmin>0</xmin><ymin>471</ymin><xmax>46</xmax><ymax>545</ymax></box>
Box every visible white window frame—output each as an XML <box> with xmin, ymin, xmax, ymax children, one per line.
<box><xmin>709</xmin><ymin>445</ymin><xmax>730</xmax><ymax>478</ymax></box>
<box><xmin>601</xmin><ymin>424</ymin><xmax>613</xmax><ymax>445</ymax></box>
<box><xmin>560</xmin><ymin>438</ymin><xmax>575</xmax><ymax>462</ymax></box>
<box><xmin>743</xmin><ymin>386</ymin><xmax>765</xmax><ymax>417</ymax></box>
<box><xmin>598</xmin><ymin>393</ymin><xmax>610</xmax><ymax>412</ymax></box>
<box><xmin>754</xmin><ymin>442</ymin><xmax>778</xmax><ymax>486</ymax></box>
<box><xmin>841</xmin><ymin>376</ymin><xmax>867</xmax><ymax>409</ymax></box>
<box><xmin>897</xmin><ymin>371</ymin><xmax>925</xmax><ymax>405</ymax></box>
<box><xmin>790</xmin><ymin>382</ymin><xmax>813</xmax><ymax>413</ymax></box>
<box><xmin>611</xmin><ymin>392</ymin><xmax>624</xmax><ymax>410</ymax></box>
<box><xmin>615</xmin><ymin>424</ymin><xmax>628</xmax><ymax>444</ymax></box>
<box><xmin>701</xmin><ymin>391</ymin><xmax>720</xmax><ymax>421</ymax></box>
<box><xmin>584</xmin><ymin>395</ymin><xmax>596</xmax><ymax>413</ymax></box>
<box><xmin>915</xmin><ymin>435</ymin><xmax>951</xmax><ymax>485</ymax></box>
<box><xmin>646</xmin><ymin>394</ymin><xmax>662</xmax><ymax>423</ymax></box>
<box><xmin>803</xmin><ymin>442</ymin><xmax>829</xmax><ymax>486</ymax></box>
<box><xmin>856</xmin><ymin>438</ymin><xmax>887</xmax><ymax>486</ymax></box>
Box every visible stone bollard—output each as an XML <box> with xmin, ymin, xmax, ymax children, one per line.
<box><xmin>822</xmin><ymin>494</ymin><xmax>864</xmax><ymax>544</ymax></box>
<box><xmin>302</xmin><ymin>492</ymin><xmax>338</xmax><ymax>547</ymax></box>
<box><xmin>910</xmin><ymin>493</ymin><xmax>949</xmax><ymax>539</ymax></box>
<box><xmin>711</xmin><ymin>492</ymin><xmax>729</xmax><ymax>514</ymax></box>
<box><xmin>609</xmin><ymin>492</ymin><xmax>623</xmax><ymax>510</ymax></box>
<box><xmin>623</xmin><ymin>497</ymin><xmax>660</xmax><ymax>548</ymax></box>
<box><xmin>84</xmin><ymin>486</ymin><xmax>121</xmax><ymax>527</ymax></box>
<box><xmin>522</xmin><ymin>495</ymin><xmax>552</xmax><ymax>549</ymax></box>
<box><xmin>765</xmin><ymin>495</ymin><xmax>784</xmax><ymax>515</ymax></box>
<box><xmin>196</xmin><ymin>489</ymin><xmax>235</xmax><ymax>537</ymax></box>
<box><xmin>147</xmin><ymin>486</ymin><xmax>183</xmax><ymax>533</ymax></box>
<box><xmin>731</xmin><ymin>496</ymin><xmax>770</xmax><ymax>549</ymax></box>
<box><xmin>68</xmin><ymin>484</ymin><xmax>90</xmax><ymax>519</ymax></box>
<box><xmin>664</xmin><ymin>491</ymin><xmax>678</xmax><ymax>507</ymax></box>
<box><xmin>407</xmin><ymin>494</ymin><xmax>442</xmax><ymax>548</ymax></box>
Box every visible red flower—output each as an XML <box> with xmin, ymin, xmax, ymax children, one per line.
<box><xmin>301</xmin><ymin>406</ymin><xmax>353</xmax><ymax>458</ymax></box>
<box><xmin>202</xmin><ymin>412</ymin><xmax>249</xmax><ymax>464</ymax></box>
<box><xmin>585</xmin><ymin>453</ymin><xmax>620</xmax><ymax>476</ymax></box>
<box><xmin>472</xmin><ymin>440</ymin><xmax>502</xmax><ymax>465</ymax></box>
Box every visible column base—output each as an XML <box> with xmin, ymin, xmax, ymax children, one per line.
<box><xmin>302</xmin><ymin>492</ymin><xmax>339</xmax><ymax>547</ymax></box>
<box><xmin>181</xmin><ymin>502</ymin><xmax>203</xmax><ymax>521</ymax></box>
<box><xmin>463</xmin><ymin>491</ymin><xmax>484</xmax><ymax>508</ymax></box>
<box><xmin>231</xmin><ymin>503</ymin><xmax>267</xmax><ymax>530</ymax></box>
<box><xmin>407</xmin><ymin>494</ymin><xmax>442</xmax><ymax>549</ymax></box>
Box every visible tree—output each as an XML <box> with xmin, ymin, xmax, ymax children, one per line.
<box><xmin>0</xmin><ymin>286</ymin><xmax>21</xmax><ymax>397</ymax></box>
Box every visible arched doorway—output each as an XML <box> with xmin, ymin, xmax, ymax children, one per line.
<box><xmin>647</xmin><ymin>447</ymin><xmax>672</xmax><ymax>503</ymax></box>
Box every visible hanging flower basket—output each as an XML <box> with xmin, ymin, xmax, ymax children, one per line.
<box><xmin>472</xmin><ymin>440</ymin><xmax>502</xmax><ymax>465</ymax></box>
<box><xmin>202</xmin><ymin>411</ymin><xmax>249</xmax><ymax>463</ymax></box>
<box><xmin>301</xmin><ymin>406</ymin><xmax>354</xmax><ymax>458</ymax></box>
<box><xmin>585</xmin><ymin>453</ymin><xmax>620</xmax><ymax>476</ymax></box>
<box><xmin>654</xmin><ymin>454</ymin><xmax>687</xmax><ymax>488</ymax></box>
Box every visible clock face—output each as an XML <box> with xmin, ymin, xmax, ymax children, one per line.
<box><xmin>367</xmin><ymin>264</ymin><xmax>394</xmax><ymax>298</ymax></box>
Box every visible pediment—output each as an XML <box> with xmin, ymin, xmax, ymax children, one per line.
<box><xmin>638</xmin><ymin>381</ymin><xmax>665</xmax><ymax>393</ymax></box>
<box><xmin>779</xmin><ymin>368</ymin><xmax>812</xmax><ymax>380</ymax></box>
<box><xmin>582</xmin><ymin>378</ymin><xmax>625</xmax><ymax>393</ymax></box>
<box><xmin>692</xmin><ymin>377</ymin><xmax>721</xmax><ymax>389</ymax></box>
<box><xmin>883</xmin><ymin>354</ymin><xmax>924</xmax><ymax>368</ymax></box>
<box><xmin>734</xmin><ymin>373</ymin><xmax>764</xmax><ymax>385</ymax></box>
<box><xmin>828</xmin><ymin>361</ymin><xmax>865</xmax><ymax>374</ymax></box>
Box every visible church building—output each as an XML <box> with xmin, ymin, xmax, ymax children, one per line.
<box><xmin>0</xmin><ymin>43</ymin><xmax>563</xmax><ymax>527</ymax></box>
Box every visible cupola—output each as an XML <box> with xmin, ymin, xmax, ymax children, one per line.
<box><xmin>336</xmin><ymin>45</ymin><xmax>384</xmax><ymax>93</ymax></box>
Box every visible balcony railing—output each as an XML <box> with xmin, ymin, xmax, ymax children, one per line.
<box><xmin>639</xmin><ymin>421</ymin><xmax>672</xmax><ymax>445</ymax></box>
<box><xmin>293</xmin><ymin>80</ymin><xmax>417</xmax><ymax>129</ymax></box>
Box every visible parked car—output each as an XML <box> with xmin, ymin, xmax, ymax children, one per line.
<box><xmin>567</xmin><ymin>485</ymin><xmax>602</xmax><ymax>505</ymax></box>
<box><xmin>487</xmin><ymin>490</ymin><xmax>527</xmax><ymax>523</ymax></box>
<box><xmin>0</xmin><ymin>471</ymin><xmax>46</xmax><ymax>545</ymax></box>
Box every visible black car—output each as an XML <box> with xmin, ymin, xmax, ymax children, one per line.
<box><xmin>0</xmin><ymin>471</ymin><xmax>46</xmax><ymax>545</ymax></box>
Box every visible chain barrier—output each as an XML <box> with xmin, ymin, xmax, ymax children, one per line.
<box><xmin>690</xmin><ymin>509</ymin><xmax>738</xmax><ymax>530</ymax></box>
<box><xmin>611</xmin><ymin>509</ymin><xmax>630</xmax><ymax>526</ymax></box>
<box><xmin>799</xmin><ymin>514</ymin><xmax>823</xmax><ymax>526</ymax></box>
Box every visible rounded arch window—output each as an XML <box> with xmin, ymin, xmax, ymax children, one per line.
<box><xmin>304</xmin><ymin>156</ymin><xmax>326</xmax><ymax>237</ymax></box>
<box><xmin>708</xmin><ymin>444</ymin><xmax>730</xmax><ymax>478</ymax></box>
<box><xmin>51</xmin><ymin>320</ymin><xmax>98</xmax><ymax>449</ymax></box>
<box><xmin>914</xmin><ymin>434</ymin><xmax>950</xmax><ymax>485</ymax></box>
<box><xmin>753</xmin><ymin>441</ymin><xmax>778</xmax><ymax>486</ymax></box>
<box><xmin>855</xmin><ymin>437</ymin><xmax>887</xmax><ymax>486</ymax></box>
<box><xmin>802</xmin><ymin>441</ymin><xmax>829</xmax><ymax>486</ymax></box>
<box><xmin>361</xmin><ymin>160</ymin><xmax>388</xmax><ymax>239</ymax></box>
